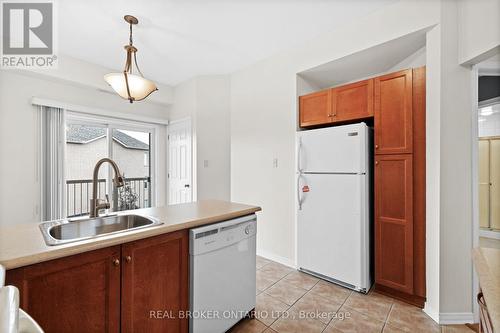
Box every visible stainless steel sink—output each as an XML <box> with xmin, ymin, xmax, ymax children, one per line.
<box><xmin>40</xmin><ymin>214</ymin><xmax>163</xmax><ymax>246</ymax></box>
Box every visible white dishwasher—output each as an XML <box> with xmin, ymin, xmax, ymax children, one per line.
<box><xmin>189</xmin><ymin>214</ymin><xmax>257</xmax><ymax>333</ymax></box>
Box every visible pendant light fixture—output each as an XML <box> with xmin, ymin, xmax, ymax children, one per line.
<box><xmin>104</xmin><ymin>15</ymin><xmax>158</xmax><ymax>103</ymax></box>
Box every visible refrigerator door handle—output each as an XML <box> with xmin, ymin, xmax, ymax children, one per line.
<box><xmin>297</xmin><ymin>173</ymin><xmax>303</xmax><ymax>210</ymax></box>
<box><xmin>297</xmin><ymin>137</ymin><xmax>303</xmax><ymax>173</ymax></box>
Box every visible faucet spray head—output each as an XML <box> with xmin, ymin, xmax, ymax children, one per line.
<box><xmin>114</xmin><ymin>175</ymin><xmax>125</xmax><ymax>187</ymax></box>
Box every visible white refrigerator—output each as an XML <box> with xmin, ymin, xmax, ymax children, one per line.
<box><xmin>297</xmin><ymin>122</ymin><xmax>372</xmax><ymax>293</ymax></box>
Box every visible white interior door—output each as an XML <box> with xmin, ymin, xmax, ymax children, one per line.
<box><xmin>168</xmin><ymin>119</ymin><xmax>193</xmax><ymax>205</ymax></box>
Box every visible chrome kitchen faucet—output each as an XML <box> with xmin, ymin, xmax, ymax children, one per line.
<box><xmin>89</xmin><ymin>158</ymin><xmax>125</xmax><ymax>218</ymax></box>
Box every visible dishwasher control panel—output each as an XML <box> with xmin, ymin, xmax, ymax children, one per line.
<box><xmin>189</xmin><ymin>214</ymin><xmax>257</xmax><ymax>255</ymax></box>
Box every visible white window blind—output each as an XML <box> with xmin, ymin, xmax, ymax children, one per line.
<box><xmin>41</xmin><ymin>106</ymin><xmax>66</xmax><ymax>220</ymax></box>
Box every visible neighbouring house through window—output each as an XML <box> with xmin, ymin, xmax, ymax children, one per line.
<box><xmin>64</xmin><ymin>114</ymin><xmax>155</xmax><ymax>218</ymax></box>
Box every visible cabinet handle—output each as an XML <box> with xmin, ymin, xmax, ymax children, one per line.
<box><xmin>125</xmin><ymin>256</ymin><xmax>132</xmax><ymax>263</ymax></box>
<box><xmin>113</xmin><ymin>258</ymin><xmax>120</xmax><ymax>266</ymax></box>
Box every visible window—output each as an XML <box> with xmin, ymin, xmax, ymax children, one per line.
<box><xmin>65</xmin><ymin>113</ymin><xmax>156</xmax><ymax>217</ymax></box>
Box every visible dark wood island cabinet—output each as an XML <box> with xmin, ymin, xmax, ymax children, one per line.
<box><xmin>6</xmin><ymin>230</ymin><xmax>189</xmax><ymax>333</ymax></box>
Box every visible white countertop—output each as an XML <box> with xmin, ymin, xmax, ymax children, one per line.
<box><xmin>0</xmin><ymin>200</ymin><xmax>261</xmax><ymax>270</ymax></box>
<box><xmin>473</xmin><ymin>247</ymin><xmax>500</xmax><ymax>332</ymax></box>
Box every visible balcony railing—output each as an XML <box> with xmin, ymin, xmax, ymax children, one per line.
<box><xmin>66</xmin><ymin>177</ymin><xmax>151</xmax><ymax>218</ymax></box>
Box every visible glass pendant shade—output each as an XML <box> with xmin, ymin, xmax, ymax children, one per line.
<box><xmin>104</xmin><ymin>15</ymin><xmax>158</xmax><ymax>103</ymax></box>
<box><xmin>104</xmin><ymin>73</ymin><xmax>157</xmax><ymax>102</ymax></box>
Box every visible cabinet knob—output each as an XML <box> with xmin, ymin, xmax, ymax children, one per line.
<box><xmin>113</xmin><ymin>258</ymin><xmax>120</xmax><ymax>266</ymax></box>
<box><xmin>375</xmin><ymin>161</ymin><xmax>379</xmax><ymax>165</ymax></box>
<box><xmin>125</xmin><ymin>256</ymin><xmax>132</xmax><ymax>263</ymax></box>
<box><xmin>328</xmin><ymin>113</ymin><xmax>333</xmax><ymax>117</ymax></box>
<box><xmin>375</xmin><ymin>145</ymin><xmax>379</xmax><ymax>149</ymax></box>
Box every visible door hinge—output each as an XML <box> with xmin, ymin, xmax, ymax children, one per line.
<box><xmin>167</xmin><ymin>135</ymin><xmax>170</xmax><ymax>140</ymax></box>
<box><xmin>167</xmin><ymin>173</ymin><xmax>170</xmax><ymax>178</ymax></box>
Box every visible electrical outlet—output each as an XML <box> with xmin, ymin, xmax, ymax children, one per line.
<box><xmin>273</xmin><ymin>158</ymin><xmax>278</xmax><ymax>168</ymax></box>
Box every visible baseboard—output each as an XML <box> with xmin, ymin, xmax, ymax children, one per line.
<box><xmin>479</xmin><ymin>229</ymin><xmax>500</xmax><ymax>240</ymax></box>
<box><xmin>256</xmin><ymin>250</ymin><xmax>296</xmax><ymax>269</ymax></box>
<box><xmin>423</xmin><ymin>304</ymin><xmax>439</xmax><ymax>323</ymax></box>
<box><xmin>439</xmin><ymin>312</ymin><xmax>475</xmax><ymax>325</ymax></box>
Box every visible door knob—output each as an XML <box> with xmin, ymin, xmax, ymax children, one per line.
<box><xmin>184</xmin><ymin>184</ymin><xmax>190</xmax><ymax>188</ymax></box>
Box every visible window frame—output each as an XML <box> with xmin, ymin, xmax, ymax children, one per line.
<box><xmin>65</xmin><ymin>111</ymin><xmax>159</xmax><ymax>213</ymax></box>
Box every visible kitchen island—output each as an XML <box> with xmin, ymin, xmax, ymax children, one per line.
<box><xmin>0</xmin><ymin>200</ymin><xmax>261</xmax><ymax>332</ymax></box>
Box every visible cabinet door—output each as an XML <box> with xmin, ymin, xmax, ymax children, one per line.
<box><xmin>299</xmin><ymin>89</ymin><xmax>332</xmax><ymax>127</ymax></box>
<box><xmin>121</xmin><ymin>230</ymin><xmax>189</xmax><ymax>333</ymax></box>
<box><xmin>489</xmin><ymin>139</ymin><xmax>500</xmax><ymax>230</ymax></box>
<box><xmin>332</xmin><ymin>79</ymin><xmax>374</xmax><ymax>122</ymax></box>
<box><xmin>375</xmin><ymin>154</ymin><xmax>413</xmax><ymax>294</ymax></box>
<box><xmin>479</xmin><ymin>139</ymin><xmax>490</xmax><ymax>229</ymax></box>
<box><xmin>374</xmin><ymin>69</ymin><xmax>413</xmax><ymax>154</ymax></box>
<box><xmin>6</xmin><ymin>246</ymin><xmax>121</xmax><ymax>333</ymax></box>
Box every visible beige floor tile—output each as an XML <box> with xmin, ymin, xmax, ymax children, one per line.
<box><xmin>325</xmin><ymin>328</ymin><xmax>344</xmax><ymax>333</ymax></box>
<box><xmin>386</xmin><ymin>301</ymin><xmax>440</xmax><ymax>333</ymax></box>
<box><xmin>229</xmin><ymin>318</ymin><xmax>267</xmax><ymax>333</ymax></box>
<box><xmin>270</xmin><ymin>310</ymin><xmax>326</xmax><ymax>333</ymax></box>
<box><xmin>265</xmin><ymin>280</ymin><xmax>307</xmax><ymax>306</ymax></box>
<box><xmin>257</xmin><ymin>269</ymin><xmax>282</xmax><ymax>292</ymax></box>
<box><xmin>257</xmin><ymin>256</ymin><xmax>272</xmax><ymax>269</ymax></box>
<box><xmin>289</xmin><ymin>291</ymin><xmax>342</xmax><ymax>324</ymax></box>
<box><xmin>263</xmin><ymin>328</ymin><xmax>278</xmax><ymax>333</ymax></box>
<box><xmin>256</xmin><ymin>293</ymin><xmax>290</xmax><ymax>326</ymax></box>
<box><xmin>343</xmin><ymin>291</ymin><xmax>393</xmax><ymax>322</ymax></box>
<box><xmin>325</xmin><ymin>306</ymin><xmax>385</xmax><ymax>333</ymax></box>
<box><xmin>281</xmin><ymin>271</ymin><xmax>319</xmax><ymax>290</ymax></box>
<box><xmin>382</xmin><ymin>323</ymin><xmax>407</xmax><ymax>333</ymax></box>
<box><xmin>259</xmin><ymin>262</ymin><xmax>294</xmax><ymax>280</ymax></box>
<box><xmin>309</xmin><ymin>280</ymin><xmax>352</xmax><ymax>304</ymax></box>
<box><xmin>441</xmin><ymin>324</ymin><xmax>477</xmax><ymax>333</ymax></box>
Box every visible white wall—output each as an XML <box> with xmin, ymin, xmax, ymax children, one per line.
<box><xmin>231</xmin><ymin>0</ymin><xmax>440</xmax><ymax>281</ymax></box>
<box><xmin>170</xmin><ymin>75</ymin><xmax>231</xmax><ymax>201</ymax></box>
<box><xmin>388</xmin><ymin>46</ymin><xmax>427</xmax><ymax>72</ymax></box>
<box><xmin>458</xmin><ymin>0</ymin><xmax>500</xmax><ymax>65</ymax></box>
<box><xmin>0</xmin><ymin>70</ymin><xmax>169</xmax><ymax>226</ymax></box>
<box><xmin>424</xmin><ymin>23</ymin><xmax>442</xmax><ymax>321</ymax></box>
<box><xmin>230</xmin><ymin>0</ymin><xmax>481</xmax><ymax>322</ymax></box>
<box><xmin>438</xmin><ymin>0</ymin><xmax>474</xmax><ymax>318</ymax></box>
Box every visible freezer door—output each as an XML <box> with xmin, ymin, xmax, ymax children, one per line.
<box><xmin>297</xmin><ymin>173</ymin><xmax>370</xmax><ymax>290</ymax></box>
<box><xmin>298</xmin><ymin>123</ymin><xmax>368</xmax><ymax>174</ymax></box>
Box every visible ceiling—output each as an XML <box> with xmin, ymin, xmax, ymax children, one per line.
<box><xmin>59</xmin><ymin>0</ymin><xmax>397</xmax><ymax>86</ymax></box>
<box><xmin>478</xmin><ymin>53</ymin><xmax>500</xmax><ymax>76</ymax></box>
<box><xmin>298</xmin><ymin>29</ymin><xmax>427</xmax><ymax>88</ymax></box>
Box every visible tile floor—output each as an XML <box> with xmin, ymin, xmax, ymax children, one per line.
<box><xmin>229</xmin><ymin>256</ymin><xmax>477</xmax><ymax>333</ymax></box>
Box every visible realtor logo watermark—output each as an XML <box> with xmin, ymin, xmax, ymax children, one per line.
<box><xmin>1</xmin><ymin>1</ymin><xmax>57</xmax><ymax>68</ymax></box>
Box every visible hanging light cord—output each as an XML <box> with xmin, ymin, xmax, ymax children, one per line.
<box><xmin>123</xmin><ymin>21</ymin><xmax>144</xmax><ymax>78</ymax></box>
<box><xmin>129</xmin><ymin>22</ymin><xmax>133</xmax><ymax>46</ymax></box>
